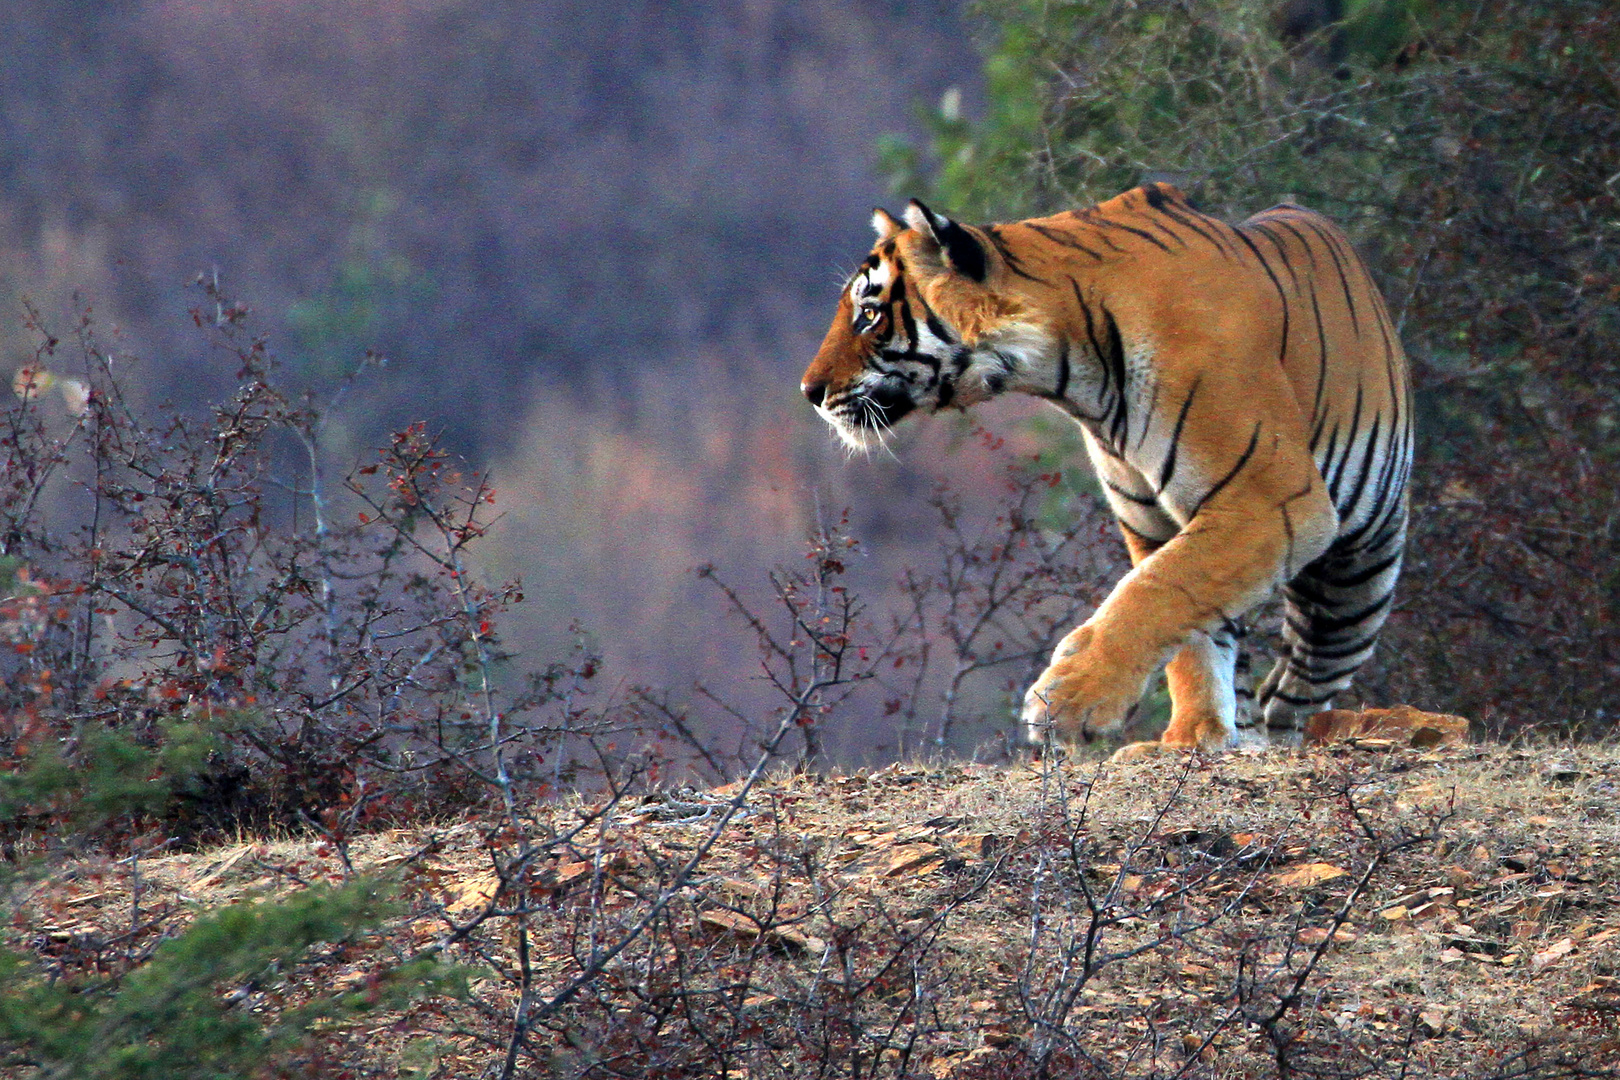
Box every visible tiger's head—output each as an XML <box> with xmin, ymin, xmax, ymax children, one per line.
<box><xmin>801</xmin><ymin>201</ymin><xmax>1045</xmax><ymax>450</ymax></box>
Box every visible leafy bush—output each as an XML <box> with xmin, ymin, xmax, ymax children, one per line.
<box><xmin>882</xmin><ymin>0</ymin><xmax>1620</xmax><ymax>735</ymax></box>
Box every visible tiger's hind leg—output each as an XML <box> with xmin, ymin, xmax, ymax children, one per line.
<box><xmin>1258</xmin><ymin>518</ymin><xmax>1407</xmax><ymax>738</ymax></box>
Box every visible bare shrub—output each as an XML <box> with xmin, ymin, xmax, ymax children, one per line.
<box><xmin>884</xmin><ymin>449</ymin><xmax>1123</xmax><ymax>758</ymax></box>
<box><xmin>0</xmin><ymin>281</ymin><xmax>692</xmax><ymax>850</ymax></box>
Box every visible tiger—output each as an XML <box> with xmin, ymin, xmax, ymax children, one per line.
<box><xmin>800</xmin><ymin>183</ymin><xmax>1412</xmax><ymax>759</ymax></box>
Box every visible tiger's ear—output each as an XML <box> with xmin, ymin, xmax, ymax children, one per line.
<box><xmin>871</xmin><ymin>207</ymin><xmax>903</xmax><ymax>240</ymax></box>
<box><xmin>903</xmin><ymin>199</ymin><xmax>987</xmax><ymax>282</ymax></box>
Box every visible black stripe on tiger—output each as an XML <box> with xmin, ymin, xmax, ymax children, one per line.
<box><xmin>1335</xmin><ymin>413</ymin><xmax>1384</xmax><ymax>520</ymax></box>
<box><xmin>1100</xmin><ymin>306</ymin><xmax>1129</xmax><ymax>450</ymax></box>
<box><xmin>1073</xmin><ymin>277</ymin><xmax>1131</xmax><ymax>450</ymax></box>
<box><xmin>1335</xmin><ymin>460</ymin><xmax>1407</xmax><ymax>553</ymax></box>
<box><xmin>1324</xmin><ymin>386</ymin><xmax>1365</xmax><ymax>503</ymax></box>
<box><xmin>985</xmin><ymin>227</ymin><xmax>1047</xmax><ymax>284</ymax></box>
<box><xmin>1315</xmin><ymin>422</ymin><xmax>1341</xmax><ymax>479</ymax></box>
<box><xmin>1122</xmin><ymin>191</ymin><xmax>1189</xmax><ymax>250</ymax></box>
<box><xmin>1135</xmin><ymin>375</ymin><xmax>1161</xmax><ymax>453</ymax></box>
<box><xmin>1075</xmin><ymin>208</ymin><xmax>1175</xmax><ymax>253</ymax></box>
<box><xmin>1316</xmin><ymin>549</ymin><xmax>1402</xmax><ymax>589</ymax></box>
<box><xmin>1307</xmin><ymin>282</ymin><xmax>1329</xmax><ymax>435</ymax></box>
<box><xmin>1284</xmin><ymin>213</ymin><xmax>1362</xmax><ymax>338</ymax></box>
<box><xmin>910</xmin><ymin>286</ymin><xmax>956</xmax><ymax>346</ymax></box>
<box><xmin>891</xmin><ymin>274</ymin><xmax>916</xmax><ymax>347</ymax></box>
<box><xmin>1267</xmin><ymin>689</ymin><xmax>1335</xmax><ymax>708</ymax></box>
<box><xmin>1104</xmin><ymin>478</ymin><xmax>1158</xmax><ymax>507</ymax></box>
<box><xmin>1025</xmin><ymin>221</ymin><xmax>1106</xmax><ymax>262</ymax></box>
<box><xmin>1290</xmin><ymin>591</ymin><xmax>1393</xmax><ymax>636</ymax></box>
<box><xmin>1158</xmin><ymin>377</ymin><xmax>1202</xmax><ymax>493</ymax></box>
<box><xmin>1143</xmin><ymin>183</ymin><xmax>1236</xmax><ymax>258</ymax></box>
<box><xmin>1247</xmin><ymin>221</ymin><xmax>1302</xmax><ymax>294</ymax></box>
<box><xmin>1288</xmin><ymin>661</ymin><xmax>1366</xmax><ymax>686</ymax></box>
<box><xmin>1280</xmin><ymin>629</ymin><xmax>1378</xmax><ymax>662</ymax></box>
<box><xmin>1193</xmin><ymin>421</ymin><xmax>1262</xmax><ymax>515</ymax></box>
<box><xmin>1230</xmin><ymin>224</ymin><xmax>1292</xmax><ymax>365</ymax></box>
<box><xmin>1266</xmin><ymin>218</ymin><xmax>1320</xmax><ymax>273</ymax></box>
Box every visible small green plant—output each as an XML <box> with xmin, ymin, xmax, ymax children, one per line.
<box><xmin>0</xmin><ymin>878</ymin><xmax>461</xmax><ymax>1079</ymax></box>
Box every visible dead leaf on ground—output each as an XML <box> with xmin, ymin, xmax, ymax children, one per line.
<box><xmin>709</xmin><ymin>875</ymin><xmax>769</xmax><ymax>900</ymax></box>
<box><xmin>1272</xmin><ymin>863</ymin><xmax>1350</xmax><ymax>889</ymax></box>
<box><xmin>445</xmin><ymin>871</ymin><xmax>500</xmax><ymax>914</ymax></box>
<box><xmin>191</xmin><ymin>845</ymin><xmax>255</xmax><ymax>891</ymax></box>
<box><xmin>884</xmin><ymin>845</ymin><xmax>944</xmax><ymax>877</ymax></box>
<box><xmin>1564</xmin><ymin>978</ymin><xmax>1620</xmax><ymax>1013</ymax></box>
<box><xmin>699</xmin><ymin>909</ymin><xmax>826</xmax><ymax>954</ymax></box>
<box><xmin>536</xmin><ymin>859</ymin><xmax>594</xmax><ymax>891</ymax></box>
<box><xmin>1303</xmin><ymin>705</ymin><xmax>1468</xmax><ymax>749</ymax></box>
<box><xmin>1500</xmin><ymin>850</ymin><xmax>1541</xmax><ymax>871</ymax></box>
<box><xmin>1531</xmin><ymin>937</ymin><xmax>1576</xmax><ymax>969</ymax></box>
<box><xmin>948</xmin><ymin>831</ymin><xmax>1000</xmax><ymax>859</ymax></box>
<box><xmin>699</xmin><ymin>908</ymin><xmax>762</xmax><ymax>937</ymax></box>
<box><xmin>1419</xmin><ymin>1005</ymin><xmax>1453</xmax><ymax>1036</ymax></box>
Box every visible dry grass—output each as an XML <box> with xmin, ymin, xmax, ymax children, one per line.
<box><xmin>13</xmin><ymin>740</ymin><xmax>1620</xmax><ymax>1078</ymax></box>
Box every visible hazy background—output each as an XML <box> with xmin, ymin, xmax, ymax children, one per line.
<box><xmin>0</xmin><ymin>1</ymin><xmax>973</xmax><ymax>433</ymax></box>
<box><xmin>8</xmin><ymin>1</ymin><xmax>1617</xmax><ymax>765</ymax></box>
<box><xmin>1</xmin><ymin>0</ymin><xmax>1074</xmax><ymax>759</ymax></box>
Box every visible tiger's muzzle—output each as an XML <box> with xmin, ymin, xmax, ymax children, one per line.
<box><xmin>813</xmin><ymin>376</ymin><xmax>920</xmax><ymax>449</ymax></box>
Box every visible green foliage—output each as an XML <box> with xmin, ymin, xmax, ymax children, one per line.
<box><xmin>0</xmin><ymin>719</ymin><xmax>221</xmax><ymax>833</ymax></box>
<box><xmin>0</xmin><ymin>743</ymin><xmax>72</xmax><ymax>826</ymax></box>
<box><xmin>287</xmin><ymin>188</ymin><xmax>425</xmax><ymax>382</ymax></box>
<box><xmin>0</xmin><ymin>878</ymin><xmax>462</xmax><ymax>1079</ymax></box>
<box><xmin>878</xmin><ymin>19</ymin><xmax>1046</xmax><ymax>220</ymax></box>
<box><xmin>886</xmin><ymin>0</ymin><xmax>1431</xmax><ymax>220</ymax></box>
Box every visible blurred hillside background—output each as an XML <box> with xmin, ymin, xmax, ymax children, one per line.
<box><xmin>0</xmin><ymin>0</ymin><xmax>1059</xmax><ymax>759</ymax></box>
<box><xmin>0</xmin><ymin>0</ymin><xmax>973</xmax><ymax>441</ymax></box>
<box><xmin>3</xmin><ymin>0</ymin><xmax>1618</xmax><ymax>764</ymax></box>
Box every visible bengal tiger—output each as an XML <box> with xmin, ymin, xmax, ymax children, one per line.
<box><xmin>800</xmin><ymin>183</ymin><xmax>1412</xmax><ymax>759</ymax></box>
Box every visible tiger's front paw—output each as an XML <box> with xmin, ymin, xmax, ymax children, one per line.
<box><xmin>1110</xmin><ymin>740</ymin><xmax>1181</xmax><ymax>762</ymax></box>
<box><xmin>1020</xmin><ymin>628</ymin><xmax>1147</xmax><ymax>748</ymax></box>
<box><xmin>1110</xmin><ymin>735</ymin><xmax>1228</xmax><ymax>761</ymax></box>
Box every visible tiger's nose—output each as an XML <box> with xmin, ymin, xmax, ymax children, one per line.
<box><xmin>802</xmin><ymin>380</ymin><xmax>827</xmax><ymax>407</ymax></box>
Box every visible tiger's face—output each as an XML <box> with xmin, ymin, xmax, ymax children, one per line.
<box><xmin>801</xmin><ymin>205</ymin><xmax>982</xmax><ymax>451</ymax></box>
